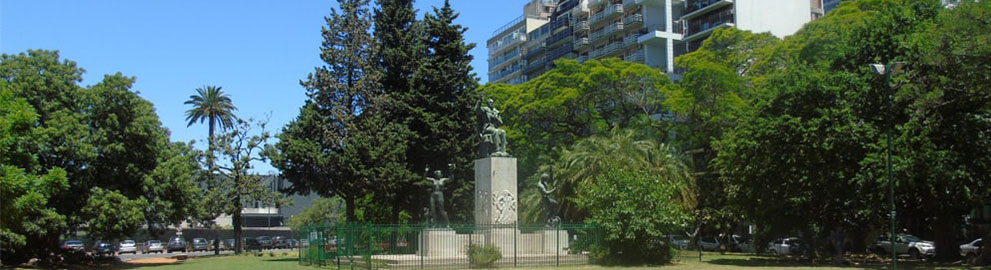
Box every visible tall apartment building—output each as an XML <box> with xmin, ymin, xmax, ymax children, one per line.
<box><xmin>490</xmin><ymin>0</ymin><xmax>820</xmax><ymax>84</ymax></box>
<box><xmin>488</xmin><ymin>0</ymin><xmax>556</xmax><ymax>85</ymax></box>
<box><xmin>680</xmin><ymin>0</ymin><xmax>815</xmax><ymax>53</ymax></box>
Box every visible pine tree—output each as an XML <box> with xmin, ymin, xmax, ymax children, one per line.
<box><xmin>413</xmin><ymin>0</ymin><xmax>480</xmax><ymax>222</ymax></box>
<box><xmin>283</xmin><ymin>0</ymin><xmax>382</xmax><ymax>222</ymax></box>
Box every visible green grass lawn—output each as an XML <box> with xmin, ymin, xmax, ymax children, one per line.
<box><xmin>99</xmin><ymin>252</ymin><xmax>980</xmax><ymax>270</ymax></box>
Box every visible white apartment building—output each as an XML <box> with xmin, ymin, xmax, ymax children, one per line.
<box><xmin>490</xmin><ymin>0</ymin><xmax>821</xmax><ymax>84</ymax></box>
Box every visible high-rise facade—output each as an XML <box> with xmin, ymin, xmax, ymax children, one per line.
<box><xmin>488</xmin><ymin>0</ymin><xmax>556</xmax><ymax>85</ymax></box>
<box><xmin>490</xmin><ymin>0</ymin><xmax>820</xmax><ymax>84</ymax></box>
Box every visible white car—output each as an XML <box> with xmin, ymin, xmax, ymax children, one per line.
<box><xmin>118</xmin><ymin>240</ymin><xmax>138</xmax><ymax>254</ymax></box>
<box><xmin>144</xmin><ymin>240</ymin><xmax>164</xmax><ymax>254</ymax></box>
<box><xmin>874</xmin><ymin>234</ymin><xmax>934</xmax><ymax>258</ymax></box>
<box><xmin>960</xmin><ymin>238</ymin><xmax>983</xmax><ymax>259</ymax></box>
<box><xmin>767</xmin><ymin>237</ymin><xmax>801</xmax><ymax>255</ymax></box>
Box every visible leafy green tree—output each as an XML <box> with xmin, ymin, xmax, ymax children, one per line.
<box><xmin>287</xmin><ymin>197</ymin><xmax>343</xmax><ymax>229</ymax></box>
<box><xmin>142</xmin><ymin>141</ymin><xmax>208</xmax><ymax>237</ymax></box>
<box><xmin>207</xmin><ymin>118</ymin><xmax>284</xmax><ymax>254</ymax></box>
<box><xmin>1</xmin><ymin>50</ymin><xmax>209</xmax><ymax>263</ymax></box>
<box><xmin>554</xmin><ymin>129</ymin><xmax>694</xmax><ymax>223</ymax></box>
<box><xmin>0</xmin><ymin>88</ymin><xmax>69</xmax><ymax>265</ymax></box>
<box><xmin>664</xmin><ymin>28</ymin><xmax>778</xmax><ymax>243</ymax></box>
<box><xmin>577</xmin><ymin>166</ymin><xmax>691</xmax><ymax>264</ymax></box>
<box><xmin>480</xmin><ymin>58</ymin><xmax>674</xmax><ymax>223</ymax></box>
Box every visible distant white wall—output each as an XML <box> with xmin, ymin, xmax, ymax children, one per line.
<box><xmin>736</xmin><ymin>0</ymin><xmax>812</xmax><ymax>38</ymax></box>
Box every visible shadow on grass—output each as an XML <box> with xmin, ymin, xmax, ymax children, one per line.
<box><xmin>263</xmin><ymin>257</ymin><xmax>299</xmax><ymax>262</ymax></box>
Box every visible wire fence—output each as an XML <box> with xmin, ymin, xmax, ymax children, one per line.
<box><xmin>298</xmin><ymin>223</ymin><xmax>601</xmax><ymax>269</ymax></box>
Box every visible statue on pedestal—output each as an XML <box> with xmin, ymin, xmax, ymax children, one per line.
<box><xmin>475</xmin><ymin>96</ymin><xmax>509</xmax><ymax>158</ymax></box>
<box><xmin>425</xmin><ymin>164</ymin><xmax>454</xmax><ymax>226</ymax></box>
<box><xmin>538</xmin><ymin>172</ymin><xmax>561</xmax><ymax>226</ymax></box>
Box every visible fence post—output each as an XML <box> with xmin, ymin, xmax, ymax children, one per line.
<box><xmin>556</xmin><ymin>225</ymin><xmax>560</xmax><ymax>267</ymax></box>
<box><xmin>513</xmin><ymin>223</ymin><xmax>517</xmax><ymax>267</ymax></box>
<box><xmin>419</xmin><ymin>225</ymin><xmax>424</xmax><ymax>270</ymax></box>
<box><xmin>468</xmin><ymin>227</ymin><xmax>473</xmax><ymax>269</ymax></box>
<box><xmin>367</xmin><ymin>224</ymin><xmax>373</xmax><ymax>270</ymax></box>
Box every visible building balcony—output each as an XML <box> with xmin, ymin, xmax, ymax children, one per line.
<box><xmin>683</xmin><ymin>21</ymin><xmax>734</xmax><ymax>42</ymax></box>
<box><xmin>489</xmin><ymin>48</ymin><xmax>522</xmax><ymax>69</ymax></box>
<box><xmin>602</xmin><ymin>41</ymin><xmax>624</xmax><ymax>57</ymax></box>
<box><xmin>546</xmin><ymin>27</ymin><xmax>574</xmax><ymax>47</ymax></box>
<box><xmin>588</xmin><ymin>0</ymin><xmax>611</xmax><ymax>7</ymax></box>
<box><xmin>590</xmin><ymin>4</ymin><xmax>623</xmax><ymax>26</ymax></box>
<box><xmin>637</xmin><ymin>22</ymin><xmax>685</xmax><ymax>44</ymax></box>
<box><xmin>488</xmin><ymin>32</ymin><xmax>525</xmax><ymax>56</ymax></box>
<box><xmin>575</xmin><ymin>20</ymin><xmax>590</xmax><ymax>33</ymax></box>
<box><xmin>624</xmin><ymin>50</ymin><xmax>645</xmax><ymax>62</ymax></box>
<box><xmin>551</xmin><ymin>15</ymin><xmax>570</xmax><ymax>32</ymax></box>
<box><xmin>574</xmin><ymin>37</ymin><xmax>590</xmax><ymax>49</ymax></box>
<box><xmin>578</xmin><ymin>55</ymin><xmax>589</xmax><ymax>63</ymax></box>
<box><xmin>682</xmin><ymin>0</ymin><xmax>734</xmax><ymax>20</ymax></box>
<box><xmin>685</xmin><ymin>9</ymin><xmax>735</xmax><ymax>41</ymax></box>
<box><xmin>524</xmin><ymin>60</ymin><xmax>546</xmax><ymax>74</ymax></box>
<box><xmin>624</xmin><ymin>13</ymin><xmax>643</xmax><ymax>27</ymax></box>
<box><xmin>590</xmin><ymin>22</ymin><xmax>624</xmax><ymax>43</ymax></box>
<box><xmin>624</xmin><ymin>34</ymin><xmax>638</xmax><ymax>47</ymax></box>
<box><xmin>489</xmin><ymin>64</ymin><xmax>524</xmax><ymax>82</ymax></box>
<box><xmin>506</xmin><ymin>75</ymin><xmax>528</xmax><ymax>85</ymax></box>
<box><xmin>545</xmin><ymin>43</ymin><xmax>575</xmax><ymax>63</ymax></box>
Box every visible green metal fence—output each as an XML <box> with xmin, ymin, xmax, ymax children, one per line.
<box><xmin>298</xmin><ymin>223</ymin><xmax>601</xmax><ymax>269</ymax></box>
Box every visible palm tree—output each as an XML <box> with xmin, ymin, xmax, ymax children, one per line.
<box><xmin>184</xmin><ymin>85</ymin><xmax>237</xmax><ymax>151</ymax></box>
<box><xmin>550</xmin><ymin>128</ymin><xmax>696</xmax><ymax>221</ymax></box>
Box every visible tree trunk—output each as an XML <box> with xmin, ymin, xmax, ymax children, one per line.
<box><xmin>345</xmin><ymin>194</ymin><xmax>356</xmax><ymax>223</ymax></box>
<box><xmin>977</xmin><ymin>224</ymin><xmax>991</xmax><ymax>266</ymax></box>
<box><xmin>233</xmin><ymin>192</ymin><xmax>243</xmax><ymax>254</ymax></box>
<box><xmin>933</xmin><ymin>215</ymin><xmax>959</xmax><ymax>262</ymax></box>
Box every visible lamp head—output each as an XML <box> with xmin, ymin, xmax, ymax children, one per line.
<box><xmin>869</xmin><ymin>64</ymin><xmax>886</xmax><ymax>75</ymax></box>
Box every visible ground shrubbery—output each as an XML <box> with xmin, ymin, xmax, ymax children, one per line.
<box><xmin>467</xmin><ymin>244</ymin><xmax>502</xmax><ymax>268</ymax></box>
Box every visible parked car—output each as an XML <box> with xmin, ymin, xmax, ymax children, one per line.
<box><xmin>143</xmin><ymin>240</ymin><xmax>164</xmax><ymax>254</ymax></box>
<box><xmin>167</xmin><ymin>237</ymin><xmax>187</xmax><ymax>253</ymax></box>
<box><xmin>663</xmin><ymin>235</ymin><xmax>690</xmax><ymax>250</ymax></box>
<box><xmin>63</xmin><ymin>240</ymin><xmax>85</xmax><ymax>251</ymax></box>
<box><xmin>190</xmin><ymin>238</ymin><xmax>209</xmax><ymax>252</ymax></box>
<box><xmin>93</xmin><ymin>242</ymin><xmax>116</xmax><ymax>256</ymax></box>
<box><xmin>873</xmin><ymin>234</ymin><xmax>934</xmax><ymax>259</ymax></box>
<box><xmin>256</xmin><ymin>236</ymin><xmax>273</xmax><ymax>249</ymax></box>
<box><xmin>117</xmin><ymin>240</ymin><xmax>138</xmax><ymax>254</ymax></box>
<box><xmin>700</xmin><ymin>237</ymin><xmax>720</xmax><ymax>251</ymax></box>
<box><xmin>286</xmin><ymin>239</ymin><xmax>298</xmax><ymax>248</ymax></box>
<box><xmin>243</xmin><ymin>237</ymin><xmax>263</xmax><ymax>252</ymax></box>
<box><xmin>300</xmin><ymin>239</ymin><xmax>309</xmax><ymax>247</ymax></box>
<box><xmin>960</xmin><ymin>238</ymin><xmax>983</xmax><ymax>259</ymax></box>
<box><xmin>272</xmin><ymin>236</ymin><xmax>289</xmax><ymax>249</ymax></box>
<box><xmin>224</xmin><ymin>239</ymin><xmax>236</xmax><ymax>250</ymax></box>
<box><xmin>767</xmin><ymin>237</ymin><xmax>802</xmax><ymax>255</ymax></box>
<box><xmin>730</xmin><ymin>235</ymin><xmax>754</xmax><ymax>253</ymax></box>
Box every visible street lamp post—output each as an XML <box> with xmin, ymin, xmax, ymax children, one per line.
<box><xmin>870</xmin><ymin>61</ymin><xmax>904</xmax><ymax>270</ymax></box>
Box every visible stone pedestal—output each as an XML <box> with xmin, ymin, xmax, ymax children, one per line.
<box><xmin>417</xmin><ymin>229</ymin><xmax>460</xmax><ymax>257</ymax></box>
<box><xmin>474</xmin><ymin>157</ymin><xmax>518</xmax><ymax>225</ymax></box>
<box><xmin>542</xmin><ymin>230</ymin><xmax>569</xmax><ymax>254</ymax></box>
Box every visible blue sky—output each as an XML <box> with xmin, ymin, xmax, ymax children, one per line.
<box><xmin>1</xmin><ymin>0</ymin><xmax>526</xmax><ymax>173</ymax></box>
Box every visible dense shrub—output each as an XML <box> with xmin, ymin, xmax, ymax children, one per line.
<box><xmin>577</xmin><ymin>167</ymin><xmax>689</xmax><ymax>265</ymax></box>
<box><xmin>467</xmin><ymin>244</ymin><xmax>502</xmax><ymax>268</ymax></box>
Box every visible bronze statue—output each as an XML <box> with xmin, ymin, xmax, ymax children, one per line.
<box><xmin>425</xmin><ymin>164</ymin><xmax>454</xmax><ymax>226</ymax></box>
<box><xmin>538</xmin><ymin>172</ymin><xmax>561</xmax><ymax>226</ymax></box>
<box><xmin>475</xmin><ymin>95</ymin><xmax>509</xmax><ymax>158</ymax></box>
